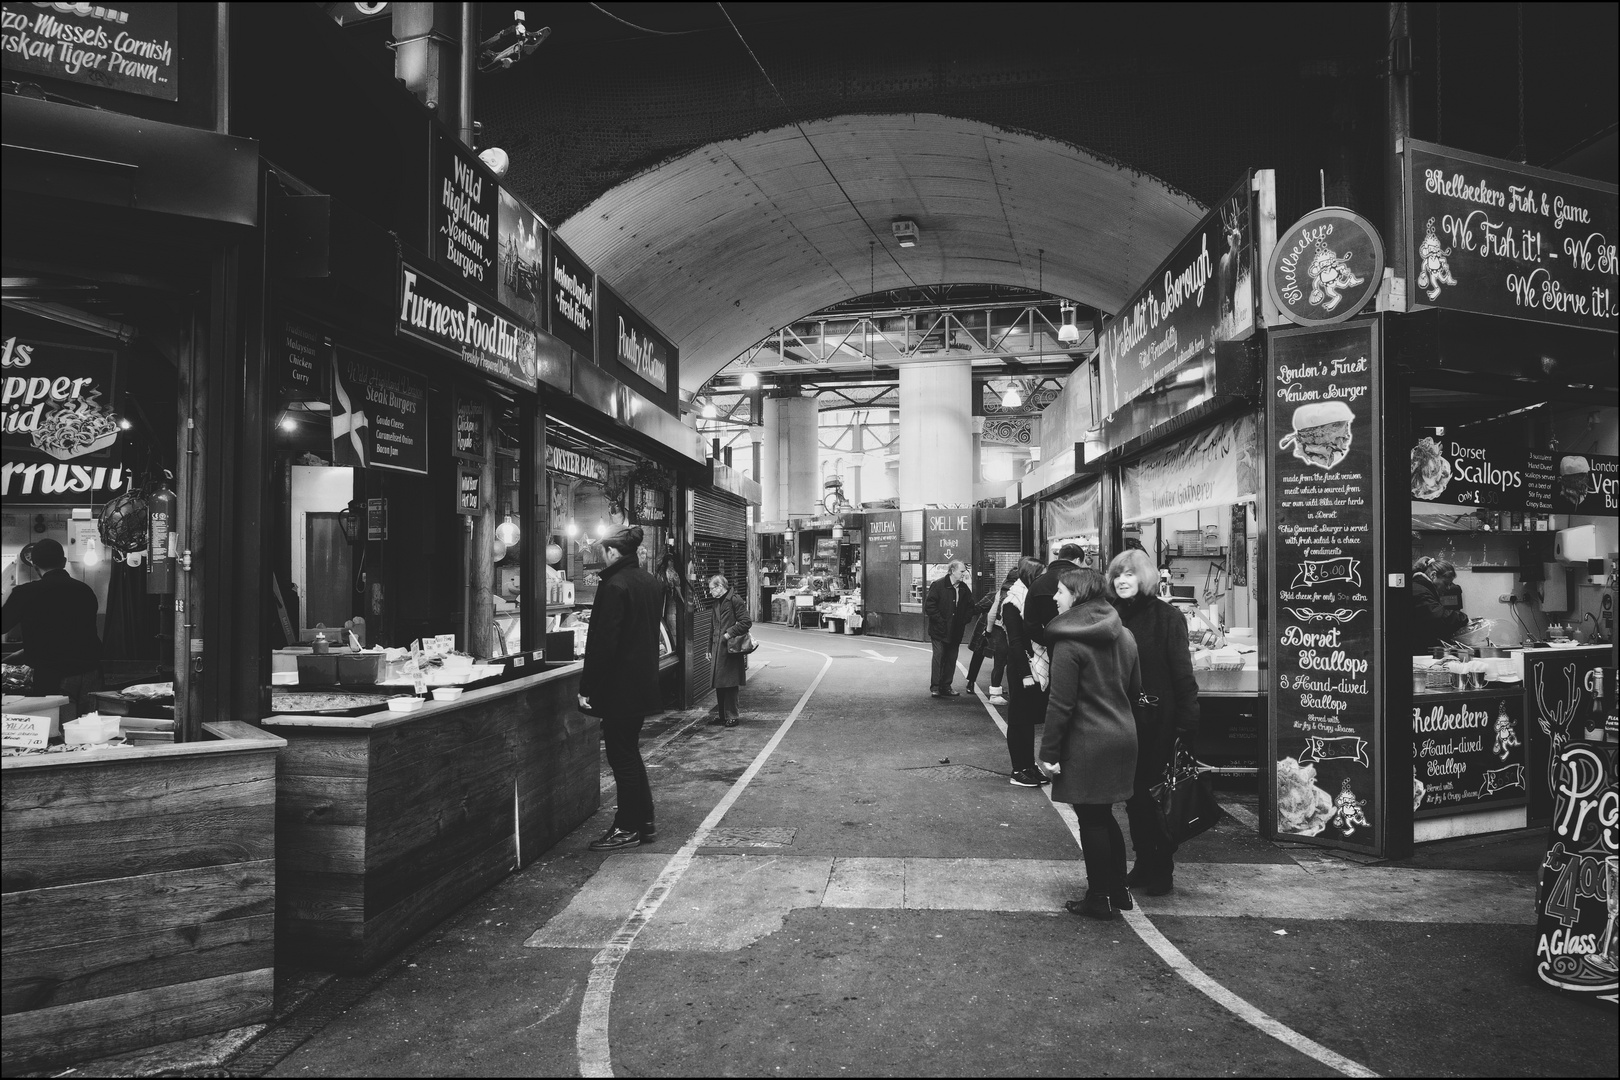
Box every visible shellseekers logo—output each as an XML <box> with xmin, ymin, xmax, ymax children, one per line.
<box><xmin>1268</xmin><ymin>208</ymin><xmax>1386</xmax><ymax>327</ymax></box>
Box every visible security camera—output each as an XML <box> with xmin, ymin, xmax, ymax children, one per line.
<box><xmin>479</xmin><ymin>9</ymin><xmax>551</xmax><ymax>72</ymax></box>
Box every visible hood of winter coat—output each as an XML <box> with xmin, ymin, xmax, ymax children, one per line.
<box><xmin>1044</xmin><ymin>598</ymin><xmax>1124</xmax><ymax>645</ymax></box>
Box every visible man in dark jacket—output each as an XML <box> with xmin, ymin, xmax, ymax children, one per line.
<box><xmin>1</xmin><ymin>539</ymin><xmax>102</xmax><ymax>709</ymax></box>
<box><xmin>1025</xmin><ymin>543</ymin><xmax>1084</xmax><ymax>646</ymax></box>
<box><xmin>923</xmin><ymin>560</ymin><xmax>973</xmax><ymax>697</ymax></box>
<box><xmin>579</xmin><ymin>525</ymin><xmax>665</xmax><ymax>851</ymax></box>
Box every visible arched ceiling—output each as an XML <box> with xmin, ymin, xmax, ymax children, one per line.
<box><xmin>557</xmin><ymin>114</ymin><xmax>1206</xmax><ymax>397</ymax></box>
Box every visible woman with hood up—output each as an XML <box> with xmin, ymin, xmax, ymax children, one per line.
<box><xmin>1038</xmin><ymin>567</ymin><xmax>1142</xmax><ymax>920</ymax></box>
<box><xmin>705</xmin><ymin>573</ymin><xmax>752</xmax><ymax>726</ymax></box>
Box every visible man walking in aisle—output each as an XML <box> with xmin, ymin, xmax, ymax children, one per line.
<box><xmin>924</xmin><ymin>559</ymin><xmax>973</xmax><ymax>697</ymax></box>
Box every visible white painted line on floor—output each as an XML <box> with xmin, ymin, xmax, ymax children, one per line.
<box><xmin>1222</xmin><ymin>800</ymin><xmax>1260</xmax><ymax>830</ymax></box>
<box><xmin>571</xmin><ymin>634</ymin><xmax>834</xmax><ymax>1078</ymax></box>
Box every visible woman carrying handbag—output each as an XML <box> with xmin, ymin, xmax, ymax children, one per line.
<box><xmin>705</xmin><ymin>573</ymin><xmax>753</xmax><ymax>727</ymax></box>
<box><xmin>999</xmin><ymin>557</ymin><xmax>1049</xmax><ymax>788</ymax></box>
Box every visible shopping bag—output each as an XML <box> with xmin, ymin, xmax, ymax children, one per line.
<box><xmin>726</xmin><ymin>632</ymin><xmax>760</xmax><ymax>655</ymax></box>
<box><xmin>1151</xmin><ymin>743</ymin><xmax>1223</xmax><ymax>846</ymax></box>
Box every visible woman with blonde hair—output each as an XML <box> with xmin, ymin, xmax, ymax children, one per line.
<box><xmin>1106</xmin><ymin>547</ymin><xmax>1200</xmax><ymax>896</ymax></box>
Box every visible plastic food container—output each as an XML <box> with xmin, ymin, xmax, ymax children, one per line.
<box><xmin>431</xmin><ymin>687</ymin><xmax>464</xmax><ymax>702</ymax></box>
<box><xmin>63</xmin><ymin>714</ymin><xmax>122</xmax><ymax>745</ymax></box>
<box><xmin>386</xmin><ymin>696</ymin><xmax>426</xmax><ymax>713</ymax></box>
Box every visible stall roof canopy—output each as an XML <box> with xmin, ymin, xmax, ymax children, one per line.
<box><xmin>556</xmin><ymin>114</ymin><xmax>1205</xmax><ymax>396</ymax></box>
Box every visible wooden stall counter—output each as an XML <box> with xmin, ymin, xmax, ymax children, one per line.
<box><xmin>260</xmin><ymin>661</ymin><xmax>596</xmax><ymax>974</ymax></box>
<box><xmin>2</xmin><ymin>724</ymin><xmax>285</xmax><ymax>1075</ymax></box>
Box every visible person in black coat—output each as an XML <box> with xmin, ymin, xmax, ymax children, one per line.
<box><xmin>579</xmin><ymin>525</ymin><xmax>665</xmax><ymax>852</ymax></box>
<box><xmin>0</xmin><ymin>539</ymin><xmax>102</xmax><ymax>709</ymax></box>
<box><xmin>704</xmin><ymin>573</ymin><xmax>752</xmax><ymax>727</ymax></box>
<box><xmin>1024</xmin><ymin>543</ymin><xmax>1084</xmax><ymax>646</ymax></box>
<box><xmin>1000</xmin><ymin>556</ymin><xmax>1049</xmax><ymax>786</ymax></box>
<box><xmin>923</xmin><ymin>560</ymin><xmax>973</xmax><ymax>697</ymax></box>
<box><xmin>1106</xmin><ymin>548</ymin><xmax>1201</xmax><ymax>896</ymax></box>
<box><xmin>1410</xmin><ymin>558</ymin><xmax>1470</xmax><ymax>650</ymax></box>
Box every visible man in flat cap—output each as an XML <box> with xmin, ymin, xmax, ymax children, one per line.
<box><xmin>579</xmin><ymin>524</ymin><xmax>665</xmax><ymax>851</ymax></box>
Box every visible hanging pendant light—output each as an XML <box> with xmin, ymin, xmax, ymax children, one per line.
<box><xmin>1001</xmin><ymin>380</ymin><xmax>1023</xmax><ymax>410</ymax></box>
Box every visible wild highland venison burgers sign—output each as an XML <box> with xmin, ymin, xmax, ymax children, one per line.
<box><xmin>1403</xmin><ymin>139</ymin><xmax>1618</xmax><ymax>332</ymax></box>
<box><xmin>546</xmin><ymin>235</ymin><xmax>596</xmax><ymax>359</ymax></box>
<box><xmin>1097</xmin><ymin>173</ymin><xmax>1259</xmax><ymax>419</ymax></box>
<box><xmin>397</xmin><ymin>262</ymin><xmax>539</xmax><ymax>391</ymax></box>
<box><xmin>0</xmin><ymin>1</ymin><xmax>179</xmax><ymax>101</ymax></box>
<box><xmin>1267</xmin><ymin>318</ymin><xmax>1385</xmax><ymax>856</ymax></box>
<box><xmin>1267</xmin><ymin>208</ymin><xmax>1385</xmax><ymax>326</ymax></box>
<box><xmin>432</xmin><ymin>131</ymin><xmax>499</xmax><ymax>291</ymax></box>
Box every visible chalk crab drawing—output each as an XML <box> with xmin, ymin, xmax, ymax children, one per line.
<box><xmin>1306</xmin><ymin>237</ymin><xmax>1366</xmax><ymax>312</ymax></box>
<box><xmin>1328</xmin><ymin>777</ymin><xmax>1372</xmax><ymax>838</ymax></box>
<box><xmin>1415</xmin><ymin>217</ymin><xmax>1458</xmax><ymax>301</ymax></box>
<box><xmin>1493</xmin><ymin>702</ymin><xmax>1521</xmax><ymax>762</ymax></box>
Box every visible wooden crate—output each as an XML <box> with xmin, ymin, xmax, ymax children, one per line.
<box><xmin>1</xmin><ymin>729</ymin><xmax>284</xmax><ymax>1074</ymax></box>
<box><xmin>269</xmin><ymin>664</ymin><xmax>595</xmax><ymax>973</ymax></box>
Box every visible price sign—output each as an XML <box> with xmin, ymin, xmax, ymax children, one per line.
<box><xmin>3</xmin><ymin>712</ymin><xmax>52</xmax><ymax>750</ymax></box>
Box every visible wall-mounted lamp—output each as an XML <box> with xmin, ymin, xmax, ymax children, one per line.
<box><xmin>1057</xmin><ymin>302</ymin><xmax>1081</xmax><ymax>345</ymax></box>
<box><xmin>478</xmin><ymin>147</ymin><xmax>510</xmax><ymax>179</ymax></box>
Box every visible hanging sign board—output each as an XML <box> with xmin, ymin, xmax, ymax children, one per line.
<box><xmin>2</xmin><ymin>328</ymin><xmax>127</xmax><ymax>503</ymax></box>
<box><xmin>331</xmin><ymin>349</ymin><xmax>428</xmax><ymax>475</ymax></box>
<box><xmin>545</xmin><ymin>444</ymin><xmax>606</xmax><ymax>483</ymax></box>
<box><xmin>924</xmin><ymin>511</ymin><xmax>971</xmax><ymax>565</ymax></box>
<box><xmin>597</xmin><ymin>283</ymin><xmax>678</xmax><ymax>415</ymax></box>
<box><xmin>276</xmin><ymin>313</ymin><xmax>329</xmax><ymax>402</ymax></box>
<box><xmin>453</xmin><ymin>396</ymin><xmax>485</xmax><ymax>459</ymax></box>
<box><xmin>496</xmin><ymin>188</ymin><xmax>544</xmax><ymax>327</ymax></box>
<box><xmin>431</xmin><ymin>131</ymin><xmax>498</xmax><ymax>292</ymax></box>
<box><xmin>1098</xmin><ymin>173</ymin><xmax>1260</xmax><ymax>418</ymax></box>
<box><xmin>456</xmin><ymin>465</ymin><xmax>481</xmax><ymax>516</ymax></box>
<box><xmin>0</xmin><ymin>1</ymin><xmax>179</xmax><ymax>101</ymax></box>
<box><xmin>1410</xmin><ymin>429</ymin><xmax>1620</xmax><ymax>515</ymax></box>
<box><xmin>1266</xmin><ymin>208</ymin><xmax>1385</xmax><ymax>327</ymax></box>
<box><xmin>1120</xmin><ymin>413</ymin><xmax>1259</xmax><ymax>523</ymax></box>
<box><xmin>1402</xmin><ymin>139</ymin><xmax>1618</xmax><ymax>332</ymax></box>
<box><xmin>629</xmin><ymin>481</ymin><xmax>668</xmax><ymax>525</ymax></box>
<box><xmin>1267</xmin><ymin>318</ymin><xmax>1385</xmax><ymax>856</ymax></box>
<box><xmin>397</xmin><ymin>261</ymin><xmax>539</xmax><ymax>391</ymax></box>
<box><xmin>1412</xmin><ymin>693</ymin><xmax>1528</xmax><ymax>818</ymax></box>
<box><xmin>1533</xmin><ymin>741</ymin><xmax>1617</xmax><ymax>997</ymax></box>
<box><xmin>546</xmin><ymin>235</ymin><xmax>596</xmax><ymax>359</ymax></box>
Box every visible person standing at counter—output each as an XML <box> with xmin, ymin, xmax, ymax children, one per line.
<box><xmin>0</xmin><ymin>539</ymin><xmax>102</xmax><ymax>710</ymax></box>
<box><xmin>1410</xmin><ymin>557</ymin><xmax>1471</xmax><ymax>650</ymax></box>
<box><xmin>704</xmin><ymin>573</ymin><xmax>752</xmax><ymax>727</ymax></box>
<box><xmin>1107</xmin><ymin>548</ymin><xmax>1200</xmax><ymax>897</ymax></box>
<box><xmin>1025</xmin><ymin>543</ymin><xmax>1084</xmax><ymax>646</ymax></box>
<box><xmin>579</xmin><ymin>525</ymin><xmax>664</xmax><ymax>852</ymax></box>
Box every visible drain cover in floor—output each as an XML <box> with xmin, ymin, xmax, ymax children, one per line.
<box><xmin>702</xmin><ymin>826</ymin><xmax>797</xmax><ymax>847</ymax></box>
<box><xmin>906</xmin><ymin>764</ymin><xmax>1005</xmax><ymax>782</ymax></box>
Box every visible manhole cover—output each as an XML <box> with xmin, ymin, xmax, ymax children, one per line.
<box><xmin>702</xmin><ymin>826</ymin><xmax>797</xmax><ymax>848</ymax></box>
<box><xmin>905</xmin><ymin>764</ymin><xmax>1004</xmax><ymax>782</ymax></box>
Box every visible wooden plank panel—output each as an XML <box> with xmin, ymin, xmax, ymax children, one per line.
<box><xmin>276</xmin><ymin>868</ymin><xmax>364</xmax><ymax>932</ymax></box>
<box><xmin>275</xmin><ymin>730</ymin><xmax>370</xmax><ymax>777</ymax></box>
<box><xmin>2</xmin><ymin>754</ymin><xmax>272</xmax><ymax>823</ymax></box>
<box><xmin>356</xmin><ymin>835</ymin><xmax>513</xmax><ymax>973</ymax></box>
<box><xmin>1</xmin><ymin>861</ymin><xmax>274</xmax><ymax>955</ymax></box>
<box><xmin>367</xmin><ymin>709</ymin><xmax>518</xmax><ymax>776</ymax></box>
<box><xmin>0</xmin><ymin>967</ymin><xmax>273</xmax><ymax>1074</ymax></box>
<box><xmin>277</xmin><ymin>773</ymin><xmax>367</xmax><ymax>828</ymax></box>
<box><xmin>3</xmin><ymin>801</ymin><xmax>275</xmax><ymax>893</ymax></box>
<box><xmin>365</xmin><ymin>744</ymin><xmax>514</xmax><ymax>869</ymax></box>
<box><xmin>2</xmin><ymin>914</ymin><xmax>272</xmax><ymax>1015</ymax></box>
<box><xmin>363</xmin><ymin>805</ymin><xmax>514</xmax><ymax>916</ymax></box>
<box><xmin>274</xmin><ymin>822</ymin><xmax>366</xmax><ymax>874</ymax></box>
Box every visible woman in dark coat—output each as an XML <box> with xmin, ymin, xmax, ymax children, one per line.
<box><xmin>1107</xmin><ymin>547</ymin><xmax>1201</xmax><ymax>897</ymax></box>
<box><xmin>1410</xmin><ymin>557</ymin><xmax>1470</xmax><ymax>650</ymax></box>
<box><xmin>1000</xmin><ymin>556</ymin><xmax>1049</xmax><ymax>787</ymax></box>
<box><xmin>705</xmin><ymin>574</ymin><xmax>752</xmax><ymax>726</ymax></box>
<box><xmin>1038</xmin><ymin>567</ymin><xmax>1143</xmax><ymax>920</ymax></box>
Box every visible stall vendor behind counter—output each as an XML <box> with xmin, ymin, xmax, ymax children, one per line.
<box><xmin>1410</xmin><ymin>557</ymin><xmax>1471</xmax><ymax>650</ymax></box>
<box><xmin>0</xmin><ymin>540</ymin><xmax>102</xmax><ymax>710</ymax></box>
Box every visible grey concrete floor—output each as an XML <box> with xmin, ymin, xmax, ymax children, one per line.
<box><xmin>59</xmin><ymin>625</ymin><xmax>1618</xmax><ymax>1078</ymax></box>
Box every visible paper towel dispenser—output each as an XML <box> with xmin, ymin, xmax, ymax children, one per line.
<box><xmin>1555</xmin><ymin>525</ymin><xmax>1598</xmax><ymax>564</ymax></box>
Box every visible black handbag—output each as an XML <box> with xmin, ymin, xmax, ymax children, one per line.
<box><xmin>1150</xmin><ymin>741</ymin><xmax>1224</xmax><ymax>846</ymax></box>
<box><xmin>968</xmin><ymin>617</ymin><xmax>990</xmax><ymax>654</ymax></box>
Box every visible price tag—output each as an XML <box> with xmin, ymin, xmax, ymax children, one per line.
<box><xmin>3</xmin><ymin>713</ymin><xmax>52</xmax><ymax>750</ymax></box>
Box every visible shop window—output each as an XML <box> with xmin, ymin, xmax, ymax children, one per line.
<box><xmin>900</xmin><ymin>509</ymin><xmax>924</xmax><ymax>612</ymax></box>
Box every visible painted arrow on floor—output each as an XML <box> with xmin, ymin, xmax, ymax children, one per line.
<box><xmin>861</xmin><ymin>649</ymin><xmax>898</xmax><ymax>663</ymax></box>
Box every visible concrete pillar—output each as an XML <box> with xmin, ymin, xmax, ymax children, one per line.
<box><xmin>759</xmin><ymin>394</ymin><xmax>818</xmax><ymax>522</ymax></box>
<box><xmin>845</xmin><ymin>418</ymin><xmax>864</xmax><ymax>508</ymax></box>
<box><xmin>898</xmin><ymin>360</ymin><xmax>972</xmax><ymax>508</ymax></box>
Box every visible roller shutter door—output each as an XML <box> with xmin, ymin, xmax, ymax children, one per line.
<box><xmin>689</xmin><ymin>490</ymin><xmax>748</xmax><ymax>695</ymax></box>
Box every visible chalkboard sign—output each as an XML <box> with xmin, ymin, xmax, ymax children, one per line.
<box><xmin>432</xmin><ymin>131</ymin><xmax>498</xmax><ymax>293</ymax></box>
<box><xmin>277</xmin><ymin>314</ymin><xmax>328</xmax><ymax>402</ymax></box>
<box><xmin>1525</xmin><ymin>647</ymin><xmax>1609</xmax><ymax>822</ymax></box>
<box><xmin>454</xmin><ymin>397</ymin><xmax>485</xmax><ymax>459</ymax></box>
<box><xmin>1533</xmin><ymin>741</ymin><xmax>1617</xmax><ymax>997</ymax></box>
<box><xmin>331</xmin><ymin>349</ymin><xmax>428</xmax><ymax>476</ymax></box>
<box><xmin>456</xmin><ymin>465</ymin><xmax>481</xmax><ymax>516</ymax></box>
<box><xmin>1267</xmin><ymin>318</ymin><xmax>1385</xmax><ymax>855</ymax></box>
<box><xmin>1403</xmin><ymin>139</ymin><xmax>1619</xmax><ymax>333</ymax></box>
<box><xmin>1412</xmin><ymin>692</ymin><xmax>1528</xmax><ymax>818</ymax></box>
<box><xmin>1411</xmin><ymin>428</ymin><xmax>1620</xmax><ymax>515</ymax></box>
<box><xmin>0</xmin><ymin>1</ymin><xmax>179</xmax><ymax>101</ymax></box>
<box><xmin>925</xmin><ymin>511</ymin><xmax>971</xmax><ymax>565</ymax></box>
<box><xmin>546</xmin><ymin>234</ymin><xmax>596</xmax><ymax>360</ymax></box>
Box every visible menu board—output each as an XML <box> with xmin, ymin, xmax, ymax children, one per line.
<box><xmin>1267</xmin><ymin>319</ymin><xmax>1384</xmax><ymax>855</ymax></box>
<box><xmin>453</xmin><ymin>397</ymin><xmax>485</xmax><ymax>459</ymax></box>
<box><xmin>1097</xmin><ymin>173</ymin><xmax>1259</xmax><ymax>418</ymax></box>
<box><xmin>1411</xmin><ymin>429</ymin><xmax>1620</xmax><ymax>514</ymax></box>
<box><xmin>277</xmin><ymin>314</ymin><xmax>329</xmax><ymax>402</ymax></box>
<box><xmin>925</xmin><ymin>510</ymin><xmax>971</xmax><ymax>565</ymax></box>
<box><xmin>1403</xmin><ymin>139</ymin><xmax>1619</xmax><ymax>333</ymax></box>
<box><xmin>331</xmin><ymin>349</ymin><xmax>428</xmax><ymax>475</ymax></box>
<box><xmin>0</xmin><ymin>1</ymin><xmax>179</xmax><ymax>101</ymax></box>
<box><xmin>1533</xmin><ymin>741</ymin><xmax>1617</xmax><ymax>997</ymax></box>
<box><xmin>1412</xmin><ymin>693</ymin><xmax>1528</xmax><ymax>818</ymax></box>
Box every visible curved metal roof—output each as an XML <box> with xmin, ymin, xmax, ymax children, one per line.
<box><xmin>556</xmin><ymin>113</ymin><xmax>1206</xmax><ymax>396</ymax></box>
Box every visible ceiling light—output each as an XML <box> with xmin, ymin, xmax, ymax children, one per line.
<box><xmin>700</xmin><ymin>399</ymin><xmax>718</xmax><ymax>419</ymax></box>
<box><xmin>739</xmin><ymin>370</ymin><xmax>760</xmax><ymax>389</ymax></box>
<box><xmin>891</xmin><ymin>219</ymin><xmax>920</xmax><ymax>248</ymax></box>
<box><xmin>1175</xmin><ymin>367</ymin><xmax>1204</xmax><ymax>384</ymax></box>
<box><xmin>280</xmin><ymin>415</ymin><xmax>299</xmax><ymax>431</ymax></box>
<box><xmin>1057</xmin><ymin>302</ymin><xmax>1081</xmax><ymax>345</ymax></box>
<box><xmin>478</xmin><ymin>147</ymin><xmax>510</xmax><ymax>179</ymax></box>
<box><xmin>1001</xmin><ymin>381</ymin><xmax>1023</xmax><ymax>409</ymax></box>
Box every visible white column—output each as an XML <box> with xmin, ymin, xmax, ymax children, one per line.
<box><xmin>845</xmin><ymin>418</ymin><xmax>864</xmax><ymax>508</ymax></box>
<box><xmin>898</xmin><ymin>360</ymin><xmax>972</xmax><ymax>508</ymax></box>
<box><xmin>760</xmin><ymin>394</ymin><xmax>818</xmax><ymax>522</ymax></box>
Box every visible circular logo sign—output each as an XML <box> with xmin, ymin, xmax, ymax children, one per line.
<box><xmin>1266</xmin><ymin>207</ymin><xmax>1386</xmax><ymax>326</ymax></box>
